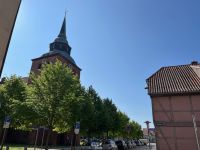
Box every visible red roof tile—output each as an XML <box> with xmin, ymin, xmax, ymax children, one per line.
<box><xmin>146</xmin><ymin>64</ymin><xmax>200</xmax><ymax>96</ymax></box>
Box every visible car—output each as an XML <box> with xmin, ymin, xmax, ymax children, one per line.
<box><xmin>133</xmin><ymin>140</ymin><xmax>142</xmax><ymax>146</ymax></box>
<box><xmin>80</xmin><ymin>139</ymin><xmax>89</xmax><ymax>146</ymax></box>
<box><xmin>125</xmin><ymin>140</ymin><xmax>133</xmax><ymax>149</ymax></box>
<box><xmin>90</xmin><ymin>141</ymin><xmax>103</xmax><ymax>150</ymax></box>
<box><xmin>131</xmin><ymin>140</ymin><xmax>137</xmax><ymax>148</ymax></box>
<box><xmin>139</xmin><ymin>139</ymin><xmax>148</xmax><ymax>145</ymax></box>
<box><xmin>102</xmin><ymin>139</ymin><xmax>118</xmax><ymax>150</ymax></box>
<box><xmin>115</xmin><ymin>140</ymin><xmax>128</xmax><ymax>150</ymax></box>
<box><xmin>138</xmin><ymin>139</ymin><xmax>145</xmax><ymax>146</ymax></box>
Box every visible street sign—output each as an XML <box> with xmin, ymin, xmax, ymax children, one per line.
<box><xmin>3</xmin><ymin>116</ymin><xmax>11</xmax><ymax>128</ymax></box>
<box><xmin>75</xmin><ymin>122</ymin><xmax>80</xmax><ymax>129</ymax></box>
<box><xmin>74</xmin><ymin>122</ymin><xmax>80</xmax><ymax>134</ymax></box>
<box><xmin>74</xmin><ymin>129</ymin><xmax>79</xmax><ymax>134</ymax></box>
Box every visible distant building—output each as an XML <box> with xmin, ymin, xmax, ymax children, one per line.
<box><xmin>30</xmin><ymin>16</ymin><xmax>81</xmax><ymax>78</ymax></box>
<box><xmin>146</xmin><ymin>61</ymin><xmax>200</xmax><ymax>150</ymax></box>
<box><xmin>143</xmin><ymin>128</ymin><xmax>155</xmax><ymax>137</ymax></box>
<box><xmin>143</xmin><ymin>128</ymin><xmax>156</xmax><ymax>142</ymax></box>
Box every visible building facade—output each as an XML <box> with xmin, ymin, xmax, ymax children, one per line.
<box><xmin>30</xmin><ymin>16</ymin><xmax>81</xmax><ymax>78</ymax></box>
<box><xmin>146</xmin><ymin>61</ymin><xmax>200</xmax><ymax>150</ymax></box>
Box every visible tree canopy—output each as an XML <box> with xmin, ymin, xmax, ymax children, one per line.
<box><xmin>0</xmin><ymin>60</ymin><xmax>143</xmax><ymax>140</ymax></box>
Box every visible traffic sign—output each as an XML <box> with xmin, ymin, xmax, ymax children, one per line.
<box><xmin>74</xmin><ymin>122</ymin><xmax>80</xmax><ymax>134</ymax></box>
<box><xmin>75</xmin><ymin>122</ymin><xmax>80</xmax><ymax>129</ymax></box>
<box><xmin>74</xmin><ymin>129</ymin><xmax>79</xmax><ymax>134</ymax></box>
<box><xmin>3</xmin><ymin>116</ymin><xmax>11</xmax><ymax>128</ymax></box>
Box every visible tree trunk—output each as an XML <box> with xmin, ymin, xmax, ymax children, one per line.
<box><xmin>45</xmin><ymin>129</ymin><xmax>51</xmax><ymax>150</ymax></box>
<box><xmin>106</xmin><ymin>131</ymin><xmax>109</xmax><ymax>139</ymax></box>
<box><xmin>0</xmin><ymin>126</ymin><xmax>3</xmax><ymax>140</ymax></box>
<box><xmin>0</xmin><ymin>128</ymin><xmax>7</xmax><ymax>150</ymax></box>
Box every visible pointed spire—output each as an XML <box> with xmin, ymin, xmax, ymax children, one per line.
<box><xmin>58</xmin><ymin>14</ymin><xmax>66</xmax><ymax>40</ymax></box>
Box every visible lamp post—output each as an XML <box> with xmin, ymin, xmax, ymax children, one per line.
<box><xmin>144</xmin><ymin>121</ymin><xmax>151</xmax><ymax>149</ymax></box>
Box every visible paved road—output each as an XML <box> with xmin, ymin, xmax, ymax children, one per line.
<box><xmin>133</xmin><ymin>143</ymin><xmax>156</xmax><ymax>150</ymax></box>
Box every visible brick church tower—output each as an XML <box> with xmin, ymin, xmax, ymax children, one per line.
<box><xmin>30</xmin><ymin>16</ymin><xmax>81</xmax><ymax>78</ymax></box>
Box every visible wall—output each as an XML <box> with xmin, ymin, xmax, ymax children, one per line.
<box><xmin>30</xmin><ymin>54</ymin><xmax>80</xmax><ymax>79</ymax></box>
<box><xmin>152</xmin><ymin>95</ymin><xmax>200</xmax><ymax>150</ymax></box>
<box><xmin>0</xmin><ymin>128</ymin><xmax>73</xmax><ymax>146</ymax></box>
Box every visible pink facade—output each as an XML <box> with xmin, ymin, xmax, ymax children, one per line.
<box><xmin>147</xmin><ymin>62</ymin><xmax>200</xmax><ymax>150</ymax></box>
<box><xmin>152</xmin><ymin>95</ymin><xmax>200</xmax><ymax>150</ymax></box>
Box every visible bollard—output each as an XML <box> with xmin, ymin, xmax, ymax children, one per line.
<box><xmin>6</xmin><ymin>145</ymin><xmax>9</xmax><ymax>150</ymax></box>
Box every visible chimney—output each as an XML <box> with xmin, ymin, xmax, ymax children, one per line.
<box><xmin>191</xmin><ymin>61</ymin><xmax>198</xmax><ymax>65</ymax></box>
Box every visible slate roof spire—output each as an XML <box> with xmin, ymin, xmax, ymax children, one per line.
<box><xmin>49</xmin><ymin>14</ymin><xmax>72</xmax><ymax>56</ymax></box>
<box><xmin>58</xmin><ymin>14</ymin><xmax>67</xmax><ymax>40</ymax></box>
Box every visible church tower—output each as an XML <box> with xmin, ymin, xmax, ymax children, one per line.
<box><xmin>30</xmin><ymin>16</ymin><xmax>81</xmax><ymax>78</ymax></box>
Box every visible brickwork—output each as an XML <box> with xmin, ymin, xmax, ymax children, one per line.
<box><xmin>30</xmin><ymin>54</ymin><xmax>81</xmax><ymax>79</ymax></box>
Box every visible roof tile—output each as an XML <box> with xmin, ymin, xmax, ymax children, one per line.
<box><xmin>146</xmin><ymin>64</ymin><xmax>200</xmax><ymax>95</ymax></box>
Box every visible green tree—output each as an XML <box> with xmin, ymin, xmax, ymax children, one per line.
<box><xmin>0</xmin><ymin>84</ymin><xmax>6</xmax><ymax>128</ymax></box>
<box><xmin>78</xmin><ymin>86</ymin><xmax>96</xmax><ymax>137</ymax></box>
<box><xmin>85</xmin><ymin>86</ymin><xmax>103</xmax><ymax>136</ymax></box>
<box><xmin>129</xmin><ymin>121</ymin><xmax>143</xmax><ymax>139</ymax></box>
<box><xmin>102</xmin><ymin>98</ymin><xmax>118</xmax><ymax>138</ymax></box>
<box><xmin>29</xmin><ymin>60</ymin><xmax>81</xmax><ymax>148</ymax></box>
<box><xmin>0</xmin><ymin>75</ymin><xmax>29</xmax><ymax>129</ymax></box>
<box><xmin>116</xmin><ymin>111</ymin><xmax>130</xmax><ymax>137</ymax></box>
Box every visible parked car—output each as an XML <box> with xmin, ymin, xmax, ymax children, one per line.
<box><xmin>102</xmin><ymin>139</ymin><xmax>118</xmax><ymax>150</ymax></box>
<box><xmin>131</xmin><ymin>140</ymin><xmax>137</xmax><ymax>148</ymax></box>
<box><xmin>138</xmin><ymin>139</ymin><xmax>145</xmax><ymax>146</ymax></box>
<box><xmin>115</xmin><ymin>140</ymin><xmax>128</xmax><ymax>150</ymax></box>
<box><xmin>125</xmin><ymin>140</ymin><xmax>133</xmax><ymax>149</ymax></box>
<box><xmin>80</xmin><ymin>139</ymin><xmax>89</xmax><ymax>146</ymax></box>
<box><xmin>139</xmin><ymin>139</ymin><xmax>148</xmax><ymax>145</ymax></box>
<box><xmin>90</xmin><ymin>141</ymin><xmax>103</xmax><ymax>150</ymax></box>
<box><xmin>134</xmin><ymin>140</ymin><xmax>142</xmax><ymax>146</ymax></box>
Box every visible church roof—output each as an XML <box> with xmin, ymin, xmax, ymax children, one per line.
<box><xmin>35</xmin><ymin>15</ymin><xmax>79</xmax><ymax>67</ymax></box>
<box><xmin>146</xmin><ymin>61</ymin><xmax>200</xmax><ymax>96</ymax></box>
<box><xmin>54</xmin><ymin>15</ymin><xmax>68</xmax><ymax>44</ymax></box>
<box><xmin>41</xmin><ymin>50</ymin><xmax>76</xmax><ymax>65</ymax></box>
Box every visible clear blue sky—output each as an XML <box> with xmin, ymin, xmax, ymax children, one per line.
<box><xmin>3</xmin><ymin>0</ymin><xmax>200</xmax><ymax>128</ymax></box>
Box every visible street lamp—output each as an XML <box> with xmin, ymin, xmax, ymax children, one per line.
<box><xmin>144</xmin><ymin>121</ymin><xmax>151</xmax><ymax>149</ymax></box>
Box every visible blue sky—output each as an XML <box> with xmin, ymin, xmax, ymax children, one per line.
<box><xmin>3</xmin><ymin>0</ymin><xmax>200</xmax><ymax>128</ymax></box>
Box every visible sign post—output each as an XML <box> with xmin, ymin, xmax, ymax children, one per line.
<box><xmin>72</xmin><ymin>122</ymin><xmax>80</xmax><ymax>150</ymax></box>
<box><xmin>74</xmin><ymin>122</ymin><xmax>80</xmax><ymax>135</ymax></box>
<box><xmin>0</xmin><ymin>116</ymin><xmax>11</xmax><ymax>150</ymax></box>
